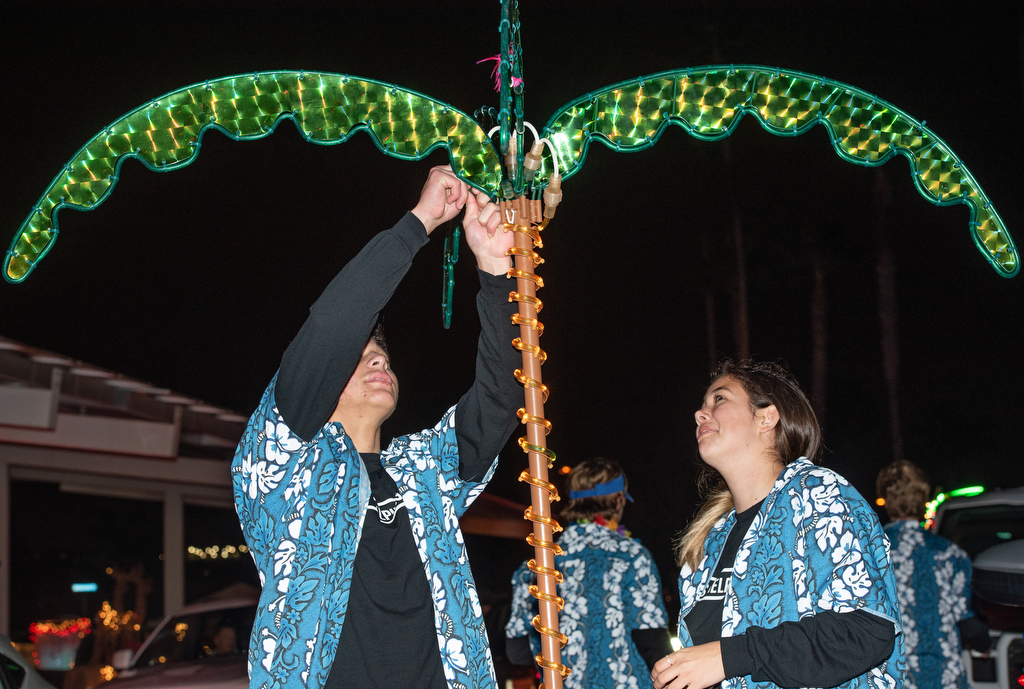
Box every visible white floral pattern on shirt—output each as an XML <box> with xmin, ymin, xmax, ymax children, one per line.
<box><xmin>885</xmin><ymin>519</ymin><xmax>972</xmax><ymax>689</ymax></box>
<box><xmin>507</xmin><ymin>522</ymin><xmax>668</xmax><ymax>689</ymax></box>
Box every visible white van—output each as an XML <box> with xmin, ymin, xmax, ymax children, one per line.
<box><xmin>931</xmin><ymin>487</ymin><xmax>1024</xmax><ymax>689</ymax></box>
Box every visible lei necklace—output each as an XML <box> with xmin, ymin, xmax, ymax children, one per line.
<box><xmin>578</xmin><ymin>514</ymin><xmax>631</xmax><ymax>538</ymax></box>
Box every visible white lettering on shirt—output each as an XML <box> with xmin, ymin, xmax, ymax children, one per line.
<box><xmin>700</xmin><ymin>567</ymin><xmax>733</xmax><ymax>601</ymax></box>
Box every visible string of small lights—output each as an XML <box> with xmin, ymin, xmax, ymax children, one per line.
<box><xmin>28</xmin><ymin>617</ymin><xmax>91</xmax><ymax>641</ymax></box>
<box><xmin>186</xmin><ymin>544</ymin><xmax>249</xmax><ymax>560</ymax></box>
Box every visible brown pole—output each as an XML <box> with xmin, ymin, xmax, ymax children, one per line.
<box><xmin>501</xmin><ymin>196</ymin><xmax>568</xmax><ymax>689</ymax></box>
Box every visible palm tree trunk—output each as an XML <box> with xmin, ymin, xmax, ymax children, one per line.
<box><xmin>700</xmin><ymin>230</ymin><xmax>719</xmax><ymax>372</ymax></box>
<box><xmin>706</xmin><ymin>23</ymin><xmax>750</xmax><ymax>362</ymax></box>
<box><xmin>874</xmin><ymin>172</ymin><xmax>903</xmax><ymax>461</ymax></box>
<box><xmin>705</xmin><ymin>289</ymin><xmax>718</xmax><ymax>372</ymax></box>
<box><xmin>810</xmin><ymin>250</ymin><xmax>828</xmax><ymax>425</ymax></box>
<box><xmin>731</xmin><ymin>205</ymin><xmax>750</xmax><ymax>361</ymax></box>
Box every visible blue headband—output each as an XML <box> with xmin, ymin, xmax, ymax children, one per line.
<box><xmin>568</xmin><ymin>474</ymin><xmax>634</xmax><ymax>502</ymax></box>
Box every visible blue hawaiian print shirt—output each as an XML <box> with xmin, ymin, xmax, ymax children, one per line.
<box><xmin>884</xmin><ymin>519</ymin><xmax>973</xmax><ymax>689</ymax></box>
<box><xmin>677</xmin><ymin>458</ymin><xmax>906</xmax><ymax>689</ymax></box>
<box><xmin>507</xmin><ymin>522</ymin><xmax>669</xmax><ymax>689</ymax></box>
<box><xmin>232</xmin><ymin>379</ymin><xmax>498</xmax><ymax>689</ymax></box>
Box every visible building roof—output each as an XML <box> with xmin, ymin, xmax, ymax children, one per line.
<box><xmin>0</xmin><ymin>335</ymin><xmax>245</xmax><ymax>460</ymax></box>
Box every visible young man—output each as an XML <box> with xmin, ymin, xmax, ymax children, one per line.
<box><xmin>232</xmin><ymin>165</ymin><xmax>522</xmax><ymax>689</ymax></box>
<box><xmin>877</xmin><ymin>460</ymin><xmax>991</xmax><ymax>689</ymax></box>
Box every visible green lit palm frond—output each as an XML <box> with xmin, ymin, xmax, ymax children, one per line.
<box><xmin>538</xmin><ymin>65</ymin><xmax>1017</xmax><ymax>278</ymax></box>
<box><xmin>4</xmin><ymin>70</ymin><xmax>501</xmax><ymax>283</ymax></box>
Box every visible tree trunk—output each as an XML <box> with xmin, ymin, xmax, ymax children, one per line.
<box><xmin>705</xmin><ymin>289</ymin><xmax>718</xmax><ymax>372</ymax></box>
<box><xmin>810</xmin><ymin>250</ymin><xmax>828</xmax><ymax>425</ymax></box>
<box><xmin>707</xmin><ymin>27</ymin><xmax>750</xmax><ymax>362</ymax></box>
<box><xmin>731</xmin><ymin>205</ymin><xmax>750</xmax><ymax>361</ymax></box>
<box><xmin>874</xmin><ymin>172</ymin><xmax>903</xmax><ymax>461</ymax></box>
<box><xmin>701</xmin><ymin>229</ymin><xmax>718</xmax><ymax>372</ymax></box>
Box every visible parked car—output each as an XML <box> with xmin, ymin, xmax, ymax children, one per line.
<box><xmin>1</xmin><ymin>634</ymin><xmax>59</xmax><ymax>689</ymax></box>
<box><xmin>106</xmin><ymin>591</ymin><xmax>257</xmax><ymax>689</ymax></box>
<box><xmin>931</xmin><ymin>486</ymin><xmax>1024</xmax><ymax>689</ymax></box>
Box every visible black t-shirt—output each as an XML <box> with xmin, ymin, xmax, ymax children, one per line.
<box><xmin>325</xmin><ymin>452</ymin><xmax>447</xmax><ymax>689</ymax></box>
<box><xmin>685</xmin><ymin>499</ymin><xmax>763</xmax><ymax>645</ymax></box>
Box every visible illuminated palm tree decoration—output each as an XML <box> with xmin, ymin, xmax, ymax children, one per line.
<box><xmin>5</xmin><ymin>67</ymin><xmax>1018</xmax><ymax>282</ymax></box>
<box><xmin>4</xmin><ymin>4</ymin><xmax>1019</xmax><ymax>689</ymax></box>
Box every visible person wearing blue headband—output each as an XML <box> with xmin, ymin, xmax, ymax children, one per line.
<box><xmin>505</xmin><ymin>457</ymin><xmax>673</xmax><ymax>688</ymax></box>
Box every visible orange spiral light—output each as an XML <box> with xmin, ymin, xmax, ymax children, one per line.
<box><xmin>512</xmin><ymin>338</ymin><xmax>548</xmax><ymax>363</ymax></box>
<box><xmin>508</xmin><ymin>292</ymin><xmax>543</xmax><ymax>312</ymax></box>
<box><xmin>503</xmin><ymin>197</ymin><xmax>568</xmax><ymax>688</ymax></box>
<box><xmin>531</xmin><ymin>615</ymin><xmax>569</xmax><ymax>647</ymax></box>
<box><xmin>517</xmin><ymin>409</ymin><xmax>552</xmax><ymax>434</ymax></box>
<box><xmin>526</xmin><ymin>533</ymin><xmax>565</xmax><ymax>555</ymax></box>
<box><xmin>518</xmin><ymin>438</ymin><xmax>556</xmax><ymax>467</ymax></box>
<box><xmin>514</xmin><ymin>369</ymin><xmax>549</xmax><ymax>401</ymax></box>
<box><xmin>524</xmin><ymin>505</ymin><xmax>562</xmax><ymax>531</ymax></box>
<box><xmin>511</xmin><ymin>313</ymin><xmax>544</xmax><ymax>333</ymax></box>
<box><xmin>508</xmin><ymin>269</ymin><xmax>544</xmax><ymax>287</ymax></box>
<box><xmin>535</xmin><ymin>651</ymin><xmax>572</xmax><ymax>679</ymax></box>
<box><xmin>518</xmin><ymin>469</ymin><xmax>559</xmax><ymax>502</ymax></box>
<box><xmin>528</xmin><ymin>584</ymin><xmax>565</xmax><ymax>610</ymax></box>
<box><xmin>507</xmin><ymin>246</ymin><xmax>545</xmax><ymax>266</ymax></box>
<box><xmin>527</xmin><ymin>558</ymin><xmax>565</xmax><ymax>583</ymax></box>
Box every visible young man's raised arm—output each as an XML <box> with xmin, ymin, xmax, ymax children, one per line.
<box><xmin>450</xmin><ymin>190</ymin><xmax>520</xmax><ymax>481</ymax></box>
<box><xmin>275</xmin><ymin>213</ymin><xmax>427</xmax><ymax>442</ymax></box>
<box><xmin>275</xmin><ymin>166</ymin><xmax>487</xmax><ymax>441</ymax></box>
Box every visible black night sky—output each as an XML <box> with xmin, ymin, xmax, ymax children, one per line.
<box><xmin>3</xmin><ymin>0</ymin><xmax>1023</xmax><ymax>620</ymax></box>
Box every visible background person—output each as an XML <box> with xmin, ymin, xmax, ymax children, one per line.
<box><xmin>210</xmin><ymin>626</ymin><xmax>238</xmax><ymax>656</ymax></box>
<box><xmin>653</xmin><ymin>359</ymin><xmax>904</xmax><ymax>689</ymax></box>
<box><xmin>506</xmin><ymin>457</ymin><xmax>673</xmax><ymax>688</ymax></box>
<box><xmin>877</xmin><ymin>460</ymin><xmax>991</xmax><ymax>689</ymax></box>
<box><xmin>232</xmin><ymin>165</ymin><xmax>521</xmax><ymax>689</ymax></box>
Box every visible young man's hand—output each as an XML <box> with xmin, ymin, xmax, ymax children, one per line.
<box><xmin>462</xmin><ymin>187</ymin><xmax>510</xmax><ymax>276</ymax></box>
<box><xmin>410</xmin><ymin>165</ymin><xmax>470</xmax><ymax>234</ymax></box>
<box><xmin>410</xmin><ymin>164</ymin><xmax>510</xmax><ymax>276</ymax></box>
